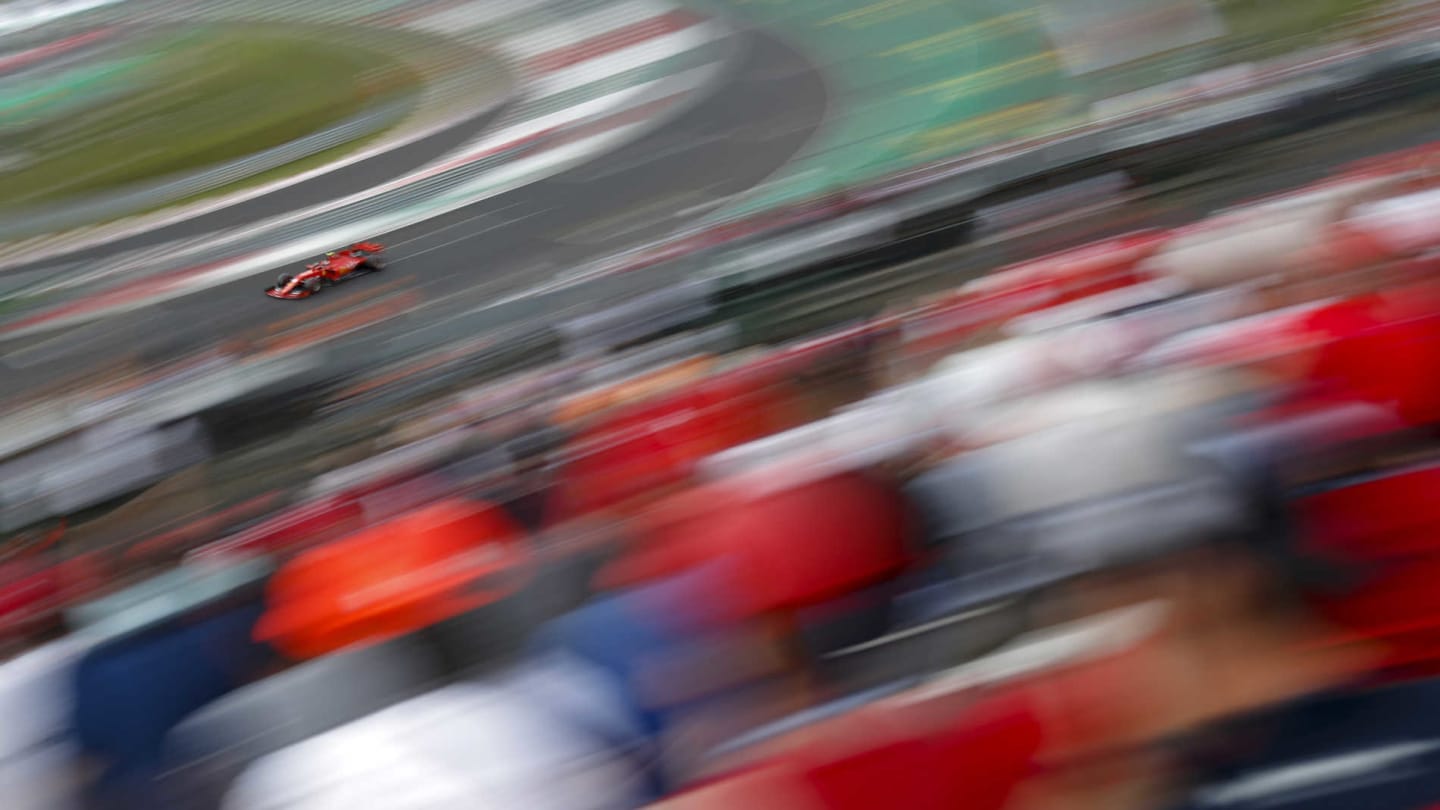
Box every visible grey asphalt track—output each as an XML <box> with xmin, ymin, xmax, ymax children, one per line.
<box><xmin>0</xmin><ymin>30</ymin><xmax>828</xmax><ymax>389</ymax></box>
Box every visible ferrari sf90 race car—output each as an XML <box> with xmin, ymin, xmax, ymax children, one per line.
<box><xmin>266</xmin><ymin>242</ymin><xmax>386</xmax><ymax>300</ymax></box>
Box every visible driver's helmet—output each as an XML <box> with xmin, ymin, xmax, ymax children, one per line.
<box><xmin>326</xmin><ymin>251</ymin><xmax>337</xmax><ymax>258</ymax></box>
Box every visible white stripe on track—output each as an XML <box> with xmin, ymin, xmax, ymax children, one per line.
<box><xmin>529</xmin><ymin>25</ymin><xmax>721</xmax><ymax>96</ymax></box>
<box><xmin>446</xmin><ymin>64</ymin><xmax>714</xmax><ymax>161</ymax></box>
<box><xmin>400</xmin><ymin>0</ymin><xmax>532</xmax><ymax>35</ymax></box>
<box><xmin>500</xmin><ymin>1</ymin><xmax>673</xmax><ymax>58</ymax></box>
<box><xmin>385</xmin><ymin>203</ymin><xmax>518</xmax><ymax>250</ymax></box>
<box><xmin>402</xmin><ymin>209</ymin><xmax>546</xmax><ymax>259</ymax></box>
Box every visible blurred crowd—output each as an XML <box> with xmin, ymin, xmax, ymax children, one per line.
<box><xmin>6</xmin><ymin>142</ymin><xmax>1440</xmax><ymax>810</ymax></box>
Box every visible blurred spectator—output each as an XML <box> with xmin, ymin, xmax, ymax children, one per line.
<box><xmin>73</xmin><ymin>600</ymin><xmax>274</xmax><ymax>810</ymax></box>
<box><xmin>217</xmin><ymin>672</ymin><xmax>650</xmax><ymax>810</ymax></box>
<box><xmin>253</xmin><ymin>499</ymin><xmax>531</xmax><ymax>663</ymax></box>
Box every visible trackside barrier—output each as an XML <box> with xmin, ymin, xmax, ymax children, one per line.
<box><xmin>556</xmin><ymin>278</ymin><xmax>717</xmax><ymax>358</ymax></box>
<box><xmin>0</xmin><ymin>417</ymin><xmax>213</xmax><ymax>532</ymax></box>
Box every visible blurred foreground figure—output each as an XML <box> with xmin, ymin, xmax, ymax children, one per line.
<box><xmin>219</xmin><ymin>671</ymin><xmax>650</xmax><ymax>810</ymax></box>
<box><xmin>655</xmin><ymin>548</ymin><xmax>1374</xmax><ymax>810</ymax></box>
<box><xmin>644</xmin><ymin>370</ymin><xmax>1395</xmax><ymax>810</ymax></box>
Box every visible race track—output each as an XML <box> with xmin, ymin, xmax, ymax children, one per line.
<box><xmin>10</xmin><ymin>29</ymin><xmax>1440</xmax><ymax>396</ymax></box>
<box><xmin>1</xmin><ymin>29</ymin><xmax>827</xmax><ymax>386</ymax></box>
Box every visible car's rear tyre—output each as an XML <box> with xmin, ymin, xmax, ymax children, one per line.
<box><xmin>363</xmin><ymin>258</ymin><xmax>386</xmax><ymax>272</ymax></box>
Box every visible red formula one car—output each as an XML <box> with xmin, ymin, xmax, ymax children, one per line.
<box><xmin>266</xmin><ymin>242</ymin><xmax>387</xmax><ymax>300</ymax></box>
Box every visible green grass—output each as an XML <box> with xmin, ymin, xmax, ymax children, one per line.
<box><xmin>1021</xmin><ymin>0</ymin><xmax>1391</xmax><ymax>110</ymax></box>
<box><xmin>158</xmin><ymin>120</ymin><xmax>394</xmax><ymax>213</ymax></box>
<box><xmin>1216</xmin><ymin>0</ymin><xmax>1389</xmax><ymax>58</ymax></box>
<box><xmin>0</xmin><ymin>26</ymin><xmax>422</xmax><ymax>209</ymax></box>
<box><xmin>0</xmin><ymin>288</ymin><xmax>55</xmax><ymax>320</ymax></box>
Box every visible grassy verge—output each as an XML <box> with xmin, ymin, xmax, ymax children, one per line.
<box><xmin>0</xmin><ymin>288</ymin><xmax>55</xmax><ymax>320</ymax></box>
<box><xmin>0</xmin><ymin>26</ymin><xmax>422</xmax><ymax>208</ymax></box>
<box><xmin>158</xmin><ymin>122</ymin><xmax>395</xmax><ymax>213</ymax></box>
<box><xmin>1216</xmin><ymin>0</ymin><xmax>1390</xmax><ymax>58</ymax></box>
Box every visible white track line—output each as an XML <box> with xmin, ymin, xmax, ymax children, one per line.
<box><xmin>402</xmin><ymin>210</ymin><xmax>546</xmax><ymax>258</ymax></box>
<box><xmin>400</xmin><ymin>0</ymin><xmax>534</xmax><ymax>34</ymax></box>
<box><xmin>501</xmin><ymin>1</ymin><xmax>672</xmax><ymax>57</ymax></box>
<box><xmin>531</xmin><ymin>26</ymin><xmax>719</xmax><ymax>95</ymax></box>
<box><xmin>385</xmin><ymin>203</ymin><xmax>520</xmax><ymax>250</ymax></box>
<box><xmin>453</xmin><ymin>64</ymin><xmax>715</xmax><ymax>160</ymax></box>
